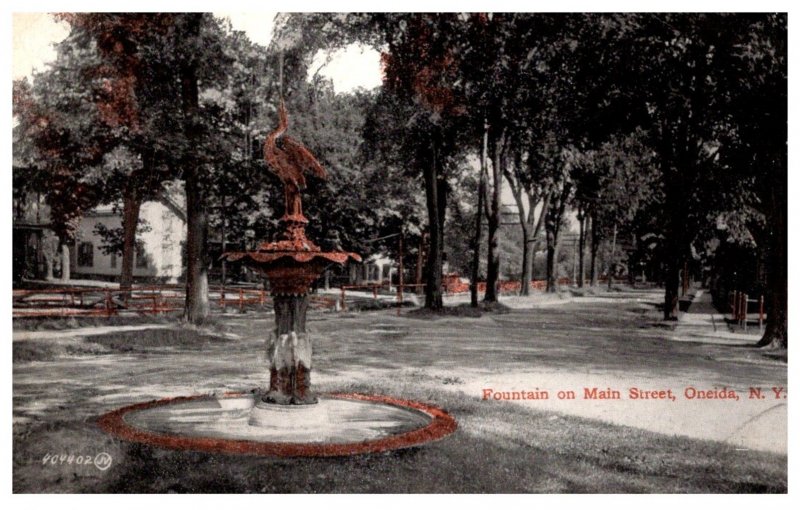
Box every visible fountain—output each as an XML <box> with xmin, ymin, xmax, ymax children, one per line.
<box><xmin>223</xmin><ymin>99</ymin><xmax>360</xmax><ymax>423</ymax></box>
<box><xmin>97</xmin><ymin>101</ymin><xmax>456</xmax><ymax>457</ymax></box>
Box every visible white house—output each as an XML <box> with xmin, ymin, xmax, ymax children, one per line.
<box><xmin>71</xmin><ymin>185</ymin><xmax>186</xmax><ymax>283</ymax></box>
<box><xmin>348</xmin><ymin>254</ymin><xmax>396</xmax><ymax>284</ymax></box>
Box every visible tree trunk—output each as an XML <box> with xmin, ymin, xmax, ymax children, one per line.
<box><xmin>221</xmin><ymin>194</ymin><xmax>227</xmax><ymax>286</ymax></box>
<box><xmin>519</xmin><ymin>228</ymin><xmax>532</xmax><ymax>296</ymax></box>
<box><xmin>59</xmin><ymin>242</ymin><xmax>70</xmax><ymax>281</ymax></box>
<box><xmin>577</xmin><ymin>209</ymin><xmax>586</xmax><ymax>288</ymax></box>
<box><xmin>120</xmin><ymin>185</ymin><xmax>141</xmax><ymax>296</ymax></box>
<box><xmin>180</xmin><ymin>14</ymin><xmax>210</xmax><ymax>324</ymax></box>
<box><xmin>504</xmin><ymin>149</ymin><xmax>539</xmax><ymax>297</ymax></box>
<box><xmin>416</xmin><ymin>234</ymin><xmax>425</xmax><ymax>294</ymax></box>
<box><xmin>508</xmin><ymin>186</ymin><xmax>531</xmax><ymax>295</ymax></box>
<box><xmin>662</xmin><ymin>202</ymin><xmax>683</xmax><ymax>320</ymax></box>
<box><xmin>590</xmin><ymin>215</ymin><xmax>599</xmax><ymax>286</ymax></box>
<box><xmin>529</xmin><ymin>192</ymin><xmax>549</xmax><ymax>289</ymax></box>
<box><xmin>757</xmin><ymin>162</ymin><xmax>787</xmax><ymax>349</ymax></box>
<box><xmin>627</xmin><ymin>233</ymin><xmax>637</xmax><ymax>286</ymax></box>
<box><xmin>484</xmin><ymin>129</ymin><xmax>504</xmax><ymax>303</ymax></box>
<box><xmin>663</xmin><ymin>257</ymin><xmax>681</xmax><ymax>320</ymax></box>
<box><xmin>185</xmin><ymin>166</ymin><xmax>210</xmax><ymax>323</ymax></box>
<box><xmin>545</xmin><ymin>228</ymin><xmax>556</xmax><ymax>292</ymax></box>
<box><xmin>607</xmin><ymin>222</ymin><xmax>617</xmax><ymax>291</ymax></box>
<box><xmin>423</xmin><ymin>138</ymin><xmax>443</xmax><ymax>310</ymax></box>
<box><xmin>470</xmin><ymin>123</ymin><xmax>489</xmax><ymax>307</ymax></box>
<box><xmin>662</xmin><ymin>179</ymin><xmax>685</xmax><ymax>321</ymax></box>
<box><xmin>544</xmin><ymin>181</ymin><xmax>569</xmax><ymax>293</ymax></box>
<box><xmin>44</xmin><ymin>249</ymin><xmax>54</xmax><ymax>280</ymax></box>
<box><xmin>469</xmin><ymin>181</ymin><xmax>485</xmax><ymax>306</ymax></box>
<box><xmin>758</xmin><ymin>253</ymin><xmax>787</xmax><ymax>349</ymax></box>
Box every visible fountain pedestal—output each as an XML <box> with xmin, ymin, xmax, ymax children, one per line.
<box><xmin>223</xmin><ymin>216</ymin><xmax>360</xmax><ymax>407</ymax></box>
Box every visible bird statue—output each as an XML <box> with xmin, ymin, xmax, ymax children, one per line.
<box><xmin>264</xmin><ymin>100</ymin><xmax>327</xmax><ymax>223</ymax></box>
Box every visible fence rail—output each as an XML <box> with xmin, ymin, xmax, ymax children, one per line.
<box><xmin>15</xmin><ymin>276</ymin><xmax>605</xmax><ymax>319</ymax></box>
<box><xmin>12</xmin><ymin>284</ymin><xmax>338</xmax><ymax>319</ymax></box>
<box><xmin>336</xmin><ymin>277</ymin><xmax>589</xmax><ymax>310</ymax></box>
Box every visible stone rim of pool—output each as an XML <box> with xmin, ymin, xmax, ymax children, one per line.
<box><xmin>97</xmin><ymin>392</ymin><xmax>457</xmax><ymax>457</ymax></box>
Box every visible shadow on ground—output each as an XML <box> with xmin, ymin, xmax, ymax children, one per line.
<box><xmin>13</xmin><ymin>287</ymin><xmax>786</xmax><ymax>493</ymax></box>
<box><xmin>13</xmin><ymin>386</ymin><xmax>786</xmax><ymax>493</ymax></box>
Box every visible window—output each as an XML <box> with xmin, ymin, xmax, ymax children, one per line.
<box><xmin>77</xmin><ymin>242</ymin><xmax>94</xmax><ymax>267</ymax></box>
<box><xmin>135</xmin><ymin>243</ymin><xmax>148</xmax><ymax>268</ymax></box>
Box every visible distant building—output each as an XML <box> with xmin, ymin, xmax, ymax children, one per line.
<box><xmin>71</xmin><ymin>185</ymin><xmax>187</xmax><ymax>283</ymax></box>
<box><xmin>12</xmin><ymin>170</ymin><xmax>61</xmax><ymax>283</ymax></box>
<box><xmin>12</xmin><ymin>222</ymin><xmax>52</xmax><ymax>282</ymax></box>
<box><xmin>349</xmin><ymin>254</ymin><xmax>395</xmax><ymax>285</ymax></box>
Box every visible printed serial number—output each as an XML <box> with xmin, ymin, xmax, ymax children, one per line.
<box><xmin>41</xmin><ymin>452</ymin><xmax>112</xmax><ymax>471</ymax></box>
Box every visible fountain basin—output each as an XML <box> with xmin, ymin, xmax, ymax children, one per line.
<box><xmin>97</xmin><ymin>392</ymin><xmax>457</xmax><ymax>457</ymax></box>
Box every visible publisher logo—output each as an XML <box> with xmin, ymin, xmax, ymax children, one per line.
<box><xmin>94</xmin><ymin>452</ymin><xmax>112</xmax><ymax>471</ymax></box>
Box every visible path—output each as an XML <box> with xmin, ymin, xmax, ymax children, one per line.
<box><xmin>455</xmin><ymin>289</ymin><xmax>785</xmax><ymax>454</ymax></box>
<box><xmin>13</xmin><ymin>287</ymin><xmax>786</xmax><ymax>456</ymax></box>
<box><xmin>312</xmin><ymin>288</ymin><xmax>787</xmax><ymax>454</ymax></box>
<box><xmin>13</xmin><ymin>323</ymin><xmax>173</xmax><ymax>341</ymax></box>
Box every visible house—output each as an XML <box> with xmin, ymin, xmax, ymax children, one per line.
<box><xmin>71</xmin><ymin>185</ymin><xmax>187</xmax><ymax>283</ymax></box>
<box><xmin>348</xmin><ymin>254</ymin><xmax>396</xmax><ymax>285</ymax></box>
<box><xmin>12</xmin><ymin>174</ymin><xmax>56</xmax><ymax>283</ymax></box>
<box><xmin>12</xmin><ymin>222</ymin><xmax>51</xmax><ymax>282</ymax></box>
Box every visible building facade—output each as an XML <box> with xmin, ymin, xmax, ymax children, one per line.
<box><xmin>71</xmin><ymin>191</ymin><xmax>186</xmax><ymax>283</ymax></box>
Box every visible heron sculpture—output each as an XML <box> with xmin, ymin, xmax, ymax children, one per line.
<box><xmin>263</xmin><ymin>100</ymin><xmax>327</xmax><ymax>223</ymax></box>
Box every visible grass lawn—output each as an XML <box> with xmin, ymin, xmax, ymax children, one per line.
<box><xmin>12</xmin><ymin>287</ymin><xmax>787</xmax><ymax>493</ymax></box>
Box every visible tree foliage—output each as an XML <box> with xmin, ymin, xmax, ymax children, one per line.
<box><xmin>14</xmin><ymin>13</ymin><xmax>786</xmax><ymax>344</ymax></box>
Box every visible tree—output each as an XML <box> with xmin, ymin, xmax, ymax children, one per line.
<box><xmin>57</xmin><ymin>14</ymin><xmax>241</xmax><ymax>323</ymax></box>
<box><xmin>200</xmin><ymin>25</ymin><xmax>277</xmax><ymax>284</ymax></box>
<box><xmin>454</xmin><ymin>14</ymin><xmax>555</xmax><ymax>302</ymax></box>
<box><xmin>170</xmin><ymin>13</ymin><xmax>209</xmax><ymax>323</ymax></box>
<box><xmin>502</xmin><ymin>145</ymin><xmax>549</xmax><ymax>295</ymax></box>
<box><xmin>716</xmin><ymin>14</ymin><xmax>786</xmax><ymax>348</ymax></box>
<box><xmin>571</xmin><ymin>131</ymin><xmax>659</xmax><ymax>289</ymax></box>
<box><xmin>626</xmin><ymin>14</ymin><xmax>766</xmax><ymax>319</ymax></box>
<box><xmin>12</xmin><ymin>30</ymin><xmax>115</xmax><ymax>280</ymax></box>
<box><xmin>542</xmin><ymin>149</ymin><xmax>573</xmax><ymax>292</ymax></box>
<box><xmin>52</xmin><ymin>15</ymin><xmax>177</xmax><ymax>292</ymax></box>
<box><xmin>371</xmin><ymin>14</ymin><xmax>472</xmax><ymax>309</ymax></box>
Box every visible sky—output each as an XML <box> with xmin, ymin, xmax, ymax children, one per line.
<box><xmin>12</xmin><ymin>12</ymin><xmax>70</xmax><ymax>80</ymax></box>
<box><xmin>12</xmin><ymin>12</ymin><xmax>383</xmax><ymax>93</ymax></box>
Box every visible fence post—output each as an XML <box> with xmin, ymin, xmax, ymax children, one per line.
<box><xmin>742</xmin><ymin>293</ymin><xmax>748</xmax><ymax>332</ymax></box>
<box><xmin>736</xmin><ymin>291</ymin><xmax>742</xmax><ymax>325</ymax></box>
<box><xmin>105</xmin><ymin>290</ymin><xmax>111</xmax><ymax>317</ymax></box>
<box><xmin>397</xmin><ymin>284</ymin><xmax>402</xmax><ymax>316</ymax></box>
<box><xmin>340</xmin><ymin>287</ymin><xmax>346</xmax><ymax>311</ymax></box>
<box><xmin>239</xmin><ymin>289</ymin><xmax>244</xmax><ymax>313</ymax></box>
<box><xmin>732</xmin><ymin>291</ymin><xmax>739</xmax><ymax>322</ymax></box>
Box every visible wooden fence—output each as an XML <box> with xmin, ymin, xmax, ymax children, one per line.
<box><xmin>15</xmin><ymin>276</ymin><xmax>597</xmax><ymax>318</ymax></box>
<box><xmin>12</xmin><ymin>285</ymin><xmax>336</xmax><ymax>318</ymax></box>
<box><xmin>729</xmin><ymin>290</ymin><xmax>765</xmax><ymax>332</ymax></box>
